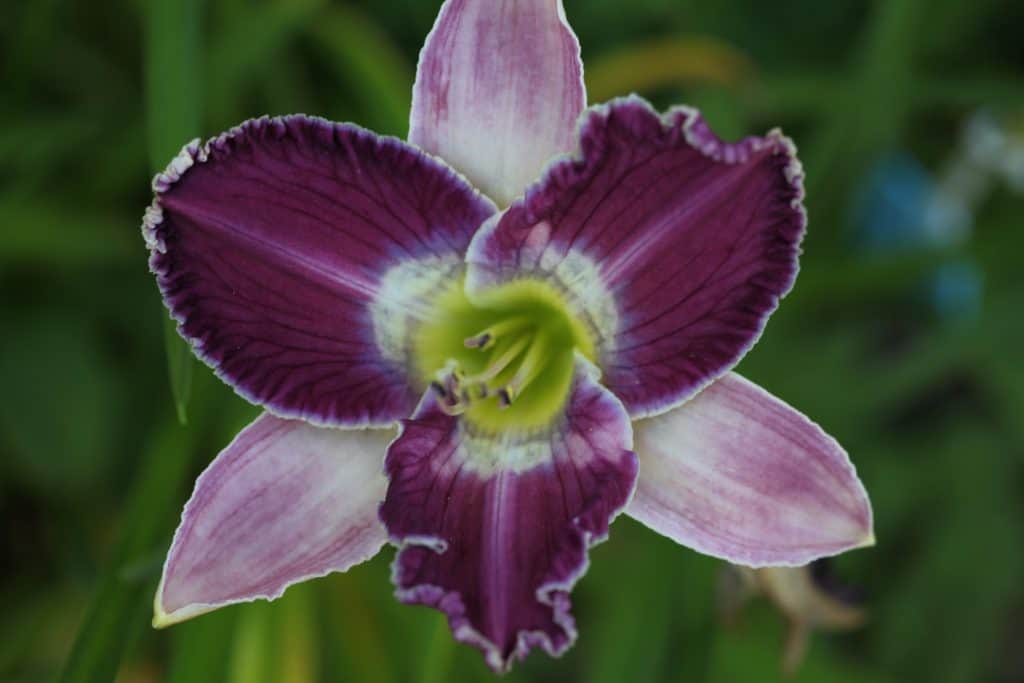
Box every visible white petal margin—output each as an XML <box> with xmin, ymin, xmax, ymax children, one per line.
<box><xmin>627</xmin><ymin>373</ymin><xmax>874</xmax><ymax>567</ymax></box>
<box><xmin>154</xmin><ymin>413</ymin><xmax>392</xmax><ymax>627</ymax></box>
<box><xmin>409</xmin><ymin>0</ymin><xmax>586</xmax><ymax>206</ymax></box>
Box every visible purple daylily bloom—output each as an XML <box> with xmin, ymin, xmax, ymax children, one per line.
<box><xmin>144</xmin><ymin>0</ymin><xmax>873</xmax><ymax>673</ymax></box>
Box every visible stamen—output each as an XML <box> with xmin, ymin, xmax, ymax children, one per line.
<box><xmin>444</xmin><ymin>370</ymin><xmax>461</xmax><ymax>397</ymax></box>
<box><xmin>437</xmin><ymin>399</ymin><xmax>466</xmax><ymax>416</ymax></box>
<box><xmin>430</xmin><ymin>361</ymin><xmax>469</xmax><ymax>415</ymax></box>
<box><xmin>463</xmin><ymin>333</ymin><xmax>491</xmax><ymax>349</ymax></box>
<box><xmin>497</xmin><ymin>331</ymin><xmax>552</xmax><ymax>408</ymax></box>
<box><xmin>429</xmin><ymin>380</ymin><xmax>448</xmax><ymax>399</ymax></box>
<box><xmin>459</xmin><ymin>335</ymin><xmax>531</xmax><ymax>385</ymax></box>
<box><xmin>497</xmin><ymin>387</ymin><xmax>512</xmax><ymax>408</ymax></box>
<box><xmin>431</xmin><ymin>381</ymin><xmax>464</xmax><ymax>415</ymax></box>
<box><xmin>447</xmin><ymin>315</ymin><xmax>562</xmax><ymax>413</ymax></box>
<box><xmin>463</xmin><ymin>316</ymin><xmax>532</xmax><ymax>350</ymax></box>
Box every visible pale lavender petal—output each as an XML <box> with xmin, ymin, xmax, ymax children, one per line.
<box><xmin>143</xmin><ymin>115</ymin><xmax>495</xmax><ymax>428</ymax></box>
<box><xmin>410</xmin><ymin>0</ymin><xmax>585</xmax><ymax>206</ymax></box>
<box><xmin>379</xmin><ymin>360</ymin><xmax>637</xmax><ymax>672</ymax></box>
<box><xmin>627</xmin><ymin>373</ymin><xmax>873</xmax><ymax>566</ymax></box>
<box><xmin>466</xmin><ymin>97</ymin><xmax>805</xmax><ymax>419</ymax></box>
<box><xmin>154</xmin><ymin>413</ymin><xmax>391</xmax><ymax>626</ymax></box>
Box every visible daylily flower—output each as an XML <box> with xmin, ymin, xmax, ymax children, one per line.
<box><xmin>143</xmin><ymin>0</ymin><xmax>873</xmax><ymax>672</ymax></box>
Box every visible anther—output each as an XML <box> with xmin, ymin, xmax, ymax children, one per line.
<box><xmin>494</xmin><ymin>330</ymin><xmax>551</xmax><ymax>407</ymax></box>
<box><xmin>497</xmin><ymin>387</ymin><xmax>512</xmax><ymax>409</ymax></box>
<box><xmin>462</xmin><ymin>316</ymin><xmax>532</xmax><ymax>351</ymax></box>
<box><xmin>429</xmin><ymin>381</ymin><xmax>448</xmax><ymax>399</ymax></box>
<box><xmin>459</xmin><ymin>335</ymin><xmax>531</xmax><ymax>385</ymax></box>
<box><xmin>463</xmin><ymin>333</ymin><xmax>491</xmax><ymax>349</ymax></box>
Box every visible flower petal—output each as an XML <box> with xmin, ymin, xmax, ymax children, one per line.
<box><xmin>379</xmin><ymin>360</ymin><xmax>638</xmax><ymax>672</ymax></box>
<box><xmin>466</xmin><ymin>97</ymin><xmax>805</xmax><ymax>418</ymax></box>
<box><xmin>409</xmin><ymin>0</ymin><xmax>586</xmax><ymax>206</ymax></box>
<box><xmin>144</xmin><ymin>115</ymin><xmax>496</xmax><ymax>427</ymax></box>
<box><xmin>627</xmin><ymin>373</ymin><xmax>873</xmax><ymax>566</ymax></box>
<box><xmin>154</xmin><ymin>413</ymin><xmax>391</xmax><ymax>626</ymax></box>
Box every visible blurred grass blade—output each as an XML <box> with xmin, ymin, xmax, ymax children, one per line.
<box><xmin>163</xmin><ymin>316</ymin><xmax>193</xmax><ymax>425</ymax></box>
<box><xmin>278</xmin><ymin>584</ymin><xmax>319</xmax><ymax>683</ymax></box>
<box><xmin>0</xmin><ymin>195</ymin><xmax>135</xmax><ymax>268</ymax></box>
<box><xmin>803</xmin><ymin>0</ymin><xmax>922</xmax><ymax>226</ymax></box>
<box><xmin>321</xmin><ymin>570</ymin><xmax>396</xmax><ymax>683</ymax></box>
<box><xmin>144</xmin><ymin>0</ymin><xmax>203</xmax><ymax>425</ymax></box>
<box><xmin>419</xmin><ymin>615</ymin><xmax>455</xmax><ymax>683</ymax></box>
<box><xmin>585</xmin><ymin>36</ymin><xmax>753</xmax><ymax>103</ymax></box>
<box><xmin>0</xmin><ymin>314</ymin><xmax>120</xmax><ymax>495</ymax></box>
<box><xmin>144</xmin><ymin>0</ymin><xmax>202</xmax><ymax>163</ymax></box>
<box><xmin>306</xmin><ymin>6</ymin><xmax>412</xmax><ymax>137</ymax></box>
<box><xmin>744</xmin><ymin>72</ymin><xmax>1024</xmax><ymax>122</ymax></box>
<box><xmin>229</xmin><ymin>604</ymin><xmax>277</xmax><ymax>683</ymax></box>
<box><xmin>206</xmin><ymin>0</ymin><xmax>324</xmax><ymax>126</ymax></box>
<box><xmin>56</xmin><ymin>2</ymin><xmax>207</xmax><ymax>673</ymax></box>
<box><xmin>0</xmin><ymin>115</ymin><xmax>96</xmax><ymax>178</ymax></box>
<box><xmin>166</xmin><ymin>610</ymin><xmax>239</xmax><ymax>683</ymax></box>
<box><xmin>56</xmin><ymin>419</ymin><xmax>199</xmax><ymax>683</ymax></box>
<box><xmin>584</xmin><ymin>527</ymin><xmax>684</xmax><ymax>683</ymax></box>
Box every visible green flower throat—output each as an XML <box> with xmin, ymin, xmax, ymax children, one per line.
<box><xmin>414</xmin><ymin>278</ymin><xmax>595</xmax><ymax>432</ymax></box>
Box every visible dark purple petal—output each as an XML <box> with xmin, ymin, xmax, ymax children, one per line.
<box><xmin>627</xmin><ymin>373</ymin><xmax>873</xmax><ymax>566</ymax></box>
<box><xmin>466</xmin><ymin>97</ymin><xmax>805</xmax><ymax>418</ymax></box>
<box><xmin>410</xmin><ymin>0</ymin><xmax>585</xmax><ymax>206</ymax></box>
<box><xmin>379</xmin><ymin>361</ymin><xmax>638</xmax><ymax>672</ymax></box>
<box><xmin>155</xmin><ymin>413</ymin><xmax>391</xmax><ymax>626</ymax></box>
<box><xmin>143</xmin><ymin>115</ymin><xmax>495</xmax><ymax>427</ymax></box>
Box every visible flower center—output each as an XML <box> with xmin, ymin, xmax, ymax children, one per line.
<box><xmin>413</xmin><ymin>278</ymin><xmax>595</xmax><ymax>432</ymax></box>
<box><xmin>443</xmin><ymin>315</ymin><xmax>556</xmax><ymax>409</ymax></box>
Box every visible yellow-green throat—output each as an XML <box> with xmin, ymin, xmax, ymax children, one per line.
<box><xmin>413</xmin><ymin>277</ymin><xmax>595</xmax><ymax>432</ymax></box>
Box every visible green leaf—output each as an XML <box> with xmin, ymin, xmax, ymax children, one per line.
<box><xmin>144</xmin><ymin>0</ymin><xmax>203</xmax><ymax>425</ymax></box>
<box><xmin>319</xmin><ymin>562</ymin><xmax>397</xmax><ymax>683</ymax></box>
<box><xmin>802</xmin><ymin>0</ymin><xmax>924</xmax><ymax>233</ymax></box>
<box><xmin>584</xmin><ymin>36</ymin><xmax>753</xmax><ymax>104</ymax></box>
<box><xmin>54</xmin><ymin>5</ymin><xmax>210</xmax><ymax>675</ymax></box>
<box><xmin>163</xmin><ymin>314</ymin><xmax>193</xmax><ymax>426</ymax></box>
<box><xmin>306</xmin><ymin>6</ymin><xmax>412</xmax><ymax>137</ymax></box>
<box><xmin>144</xmin><ymin>0</ymin><xmax>202</xmax><ymax>164</ymax></box>
<box><xmin>0</xmin><ymin>115</ymin><xmax>97</xmax><ymax>176</ymax></box>
<box><xmin>205</xmin><ymin>0</ymin><xmax>324</xmax><ymax>127</ymax></box>
<box><xmin>276</xmin><ymin>584</ymin><xmax>320</xmax><ymax>683</ymax></box>
<box><xmin>419</xmin><ymin>615</ymin><xmax>456</xmax><ymax>683</ymax></box>
<box><xmin>54</xmin><ymin>368</ymin><xmax>253</xmax><ymax>683</ymax></box>
<box><xmin>166</xmin><ymin>610</ymin><xmax>240</xmax><ymax>683</ymax></box>
<box><xmin>228</xmin><ymin>605</ymin><xmax>276</xmax><ymax>683</ymax></box>
<box><xmin>754</xmin><ymin>74</ymin><xmax>1024</xmax><ymax>120</ymax></box>
<box><xmin>55</xmin><ymin>418</ymin><xmax>200</xmax><ymax>683</ymax></box>
<box><xmin>0</xmin><ymin>313</ymin><xmax>120</xmax><ymax>496</ymax></box>
<box><xmin>0</xmin><ymin>586</ymin><xmax>84</xmax><ymax>679</ymax></box>
<box><xmin>0</xmin><ymin>194</ymin><xmax>135</xmax><ymax>268</ymax></box>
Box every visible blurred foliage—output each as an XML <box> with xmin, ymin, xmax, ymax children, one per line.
<box><xmin>1</xmin><ymin>0</ymin><xmax>1023</xmax><ymax>681</ymax></box>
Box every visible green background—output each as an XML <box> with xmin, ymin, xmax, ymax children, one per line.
<box><xmin>3</xmin><ymin>0</ymin><xmax>1023</xmax><ymax>681</ymax></box>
